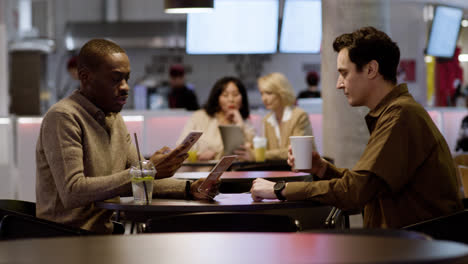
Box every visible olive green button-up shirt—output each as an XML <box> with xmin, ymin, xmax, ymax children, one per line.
<box><xmin>285</xmin><ymin>84</ymin><xmax>462</xmax><ymax>228</ymax></box>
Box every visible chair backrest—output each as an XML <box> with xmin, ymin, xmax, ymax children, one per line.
<box><xmin>0</xmin><ymin>199</ymin><xmax>36</xmax><ymax>219</ymax></box>
<box><xmin>145</xmin><ymin>212</ymin><xmax>300</xmax><ymax>233</ymax></box>
<box><xmin>0</xmin><ymin>214</ymin><xmax>92</xmax><ymax>240</ymax></box>
<box><xmin>457</xmin><ymin>166</ymin><xmax>468</xmax><ymax>199</ymax></box>
<box><xmin>454</xmin><ymin>154</ymin><xmax>468</xmax><ymax>167</ymax></box>
<box><xmin>402</xmin><ymin>209</ymin><xmax>468</xmax><ymax>244</ymax></box>
<box><xmin>323</xmin><ymin>207</ymin><xmax>365</xmax><ymax>229</ymax></box>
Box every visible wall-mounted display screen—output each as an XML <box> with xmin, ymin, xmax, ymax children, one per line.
<box><xmin>426</xmin><ymin>5</ymin><xmax>463</xmax><ymax>59</ymax></box>
<box><xmin>186</xmin><ymin>0</ymin><xmax>279</xmax><ymax>54</ymax></box>
<box><xmin>279</xmin><ymin>0</ymin><xmax>321</xmax><ymax>53</ymax></box>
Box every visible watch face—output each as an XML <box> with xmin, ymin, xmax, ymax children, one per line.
<box><xmin>274</xmin><ymin>181</ymin><xmax>287</xmax><ymax>200</ymax></box>
<box><xmin>274</xmin><ymin>181</ymin><xmax>286</xmax><ymax>191</ymax></box>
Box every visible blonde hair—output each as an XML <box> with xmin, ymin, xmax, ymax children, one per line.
<box><xmin>257</xmin><ymin>72</ymin><xmax>296</xmax><ymax>107</ymax></box>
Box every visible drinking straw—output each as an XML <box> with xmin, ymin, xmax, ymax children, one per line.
<box><xmin>134</xmin><ymin>133</ymin><xmax>149</xmax><ymax>205</ymax></box>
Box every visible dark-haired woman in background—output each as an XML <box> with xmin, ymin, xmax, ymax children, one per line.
<box><xmin>177</xmin><ymin>76</ymin><xmax>255</xmax><ymax>161</ymax></box>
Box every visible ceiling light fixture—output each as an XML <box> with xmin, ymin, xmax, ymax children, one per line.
<box><xmin>164</xmin><ymin>0</ymin><xmax>214</xmax><ymax>14</ymax></box>
<box><xmin>459</xmin><ymin>54</ymin><xmax>468</xmax><ymax>62</ymax></box>
<box><xmin>462</xmin><ymin>20</ymin><xmax>468</xmax><ymax>28</ymax></box>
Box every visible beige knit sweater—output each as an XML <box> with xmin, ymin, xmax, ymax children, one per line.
<box><xmin>36</xmin><ymin>91</ymin><xmax>186</xmax><ymax>234</ymax></box>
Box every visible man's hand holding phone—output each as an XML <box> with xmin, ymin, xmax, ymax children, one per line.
<box><xmin>149</xmin><ymin>131</ymin><xmax>203</xmax><ymax>179</ymax></box>
<box><xmin>174</xmin><ymin>131</ymin><xmax>203</xmax><ymax>156</ymax></box>
<box><xmin>195</xmin><ymin>155</ymin><xmax>237</xmax><ymax>199</ymax></box>
<box><xmin>150</xmin><ymin>146</ymin><xmax>187</xmax><ymax>179</ymax></box>
<box><xmin>190</xmin><ymin>178</ymin><xmax>221</xmax><ymax>200</ymax></box>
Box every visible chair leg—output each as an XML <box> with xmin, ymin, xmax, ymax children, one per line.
<box><xmin>112</xmin><ymin>221</ymin><xmax>125</xmax><ymax>235</ymax></box>
<box><xmin>344</xmin><ymin>214</ymin><xmax>350</xmax><ymax>228</ymax></box>
<box><xmin>324</xmin><ymin>207</ymin><xmax>337</xmax><ymax>228</ymax></box>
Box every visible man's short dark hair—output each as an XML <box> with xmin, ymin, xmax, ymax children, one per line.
<box><xmin>306</xmin><ymin>71</ymin><xmax>319</xmax><ymax>86</ymax></box>
<box><xmin>78</xmin><ymin>39</ymin><xmax>125</xmax><ymax>72</ymax></box>
<box><xmin>203</xmin><ymin>76</ymin><xmax>250</xmax><ymax>119</ymax></box>
<box><xmin>333</xmin><ymin>26</ymin><xmax>400</xmax><ymax>84</ymax></box>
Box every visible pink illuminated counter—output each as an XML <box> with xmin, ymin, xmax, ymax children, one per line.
<box><xmin>10</xmin><ymin>107</ymin><xmax>467</xmax><ymax>202</ymax></box>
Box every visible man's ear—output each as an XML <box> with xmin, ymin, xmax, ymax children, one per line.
<box><xmin>367</xmin><ymin>60</ymin><xmax>379</xmax><ymax>80</ymax></box>
<box><xmin>78</xmin><ymin>67</ymin><xmax>91</xmax><ymax>84</ymax></box>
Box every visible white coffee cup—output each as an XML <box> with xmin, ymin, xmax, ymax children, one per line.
<box><xmin>289</xmin><ymin>136</ymin><xmax>314</xmax><ymax>170</ymax></box>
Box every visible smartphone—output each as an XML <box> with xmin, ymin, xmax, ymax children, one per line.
<box><xmin>197</xmin><ymin>155</ymin><xmax>237</xmax><ymax>196</ymax></box>
<box><xmin>167</xmin><ymin>131</ymin><xmax>203</xmax><ymax>158</ymax></box>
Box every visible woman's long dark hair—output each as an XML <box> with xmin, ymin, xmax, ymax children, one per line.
<box><xmin>203</xmin><ymin>76</ymin><xmax>250</xmax><ymax>119</ymax></box>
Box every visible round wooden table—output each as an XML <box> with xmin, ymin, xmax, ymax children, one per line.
<box><xmin>96</xmin><ymin>192</ymin><xmax>331</xmax><ymax>229</ymax></box>
<box><xmin>1</xmin><ymin>232</ymin><xmax>467</xmax><ymax>264</ymax></box>
<box><xmin>97</xmin><ymin>193</ymin><xmax>319</xmax><ymax>213</ymax></box>
<box><xmin>96</xmin><ymin>193</ymin><xmax>323</xmax><ymax>223</ymax></box>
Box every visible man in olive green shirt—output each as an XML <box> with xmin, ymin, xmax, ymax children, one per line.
<box><xmin>250</xmin><ymin>27</ymin><xmax>462</xmax><ymax>228</ymax></box>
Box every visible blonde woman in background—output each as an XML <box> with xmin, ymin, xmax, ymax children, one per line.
<box><xmin>237</xmin><ymin>72</ymin><xmax>316</xmax><ymax>161</ymax></box>
<box><xmin>177</xmin><ymin>76</ymin><xmax>255</xmax><ymax>161</ymax></box>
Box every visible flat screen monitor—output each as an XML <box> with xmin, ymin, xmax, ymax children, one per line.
<box><xmin>426</xmin><ymin>5</ymin><xmax>463</xmax><ymax>59</ymax></box>
<box><xmin>279</xmin><ymin>0</ymin><xmax>321</xmax><ymax>53</ymax></box>
<box><xmin>186</xmin><ymin>0</ymin><xmax>279</xmax><ymax>54</ymax></box>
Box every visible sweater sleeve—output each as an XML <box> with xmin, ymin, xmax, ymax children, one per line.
<box><xmin>40</xmin><ymin>111</ymin><xmax>133</xmax><ymax>209</ymax></box>
<box><xmin>153</xmin><ymin>178</ymin><xmax>187</xmax><ymax>199</ymax></box>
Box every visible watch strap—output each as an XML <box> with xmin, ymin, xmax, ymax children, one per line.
<box><xmin>185</xmin><ymin>180</ymin><xmax>193</xmax><ymax>200</ymax></box>
<box><xmin>274</xmin><ymin>181</ymin><xmax>286</xmax><ymax>201</ymax></box>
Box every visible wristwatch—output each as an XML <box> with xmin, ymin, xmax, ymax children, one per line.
<box><xmin>185</xmin><ymin>180</ymin><xmax>193</xmax><ymax>200</ymax></box>
<box><xmin>274</xmin><ymin>181</ymin><xmax>287</xmax><ymax>201</ymax></box>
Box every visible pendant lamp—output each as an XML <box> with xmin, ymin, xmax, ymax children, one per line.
<box><xmin>164</xmin><ymin>0</ymin><xmax>214</xmax><ymax>14</ymax></box>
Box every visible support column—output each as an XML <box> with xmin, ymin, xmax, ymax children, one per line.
<box><xmin>0</xmin><ymin>0</ymin><xmax>9</xmax><ymax>116</ymax></box>
<box><xmin>0</xmin><ymin>1</ymin><xmax>15</xmax><ymax>199</ymax></box>
<box><xmin>321</xmin><ymin>0</ymin><xmax>390</xmax><ymax>168</ymax></box>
